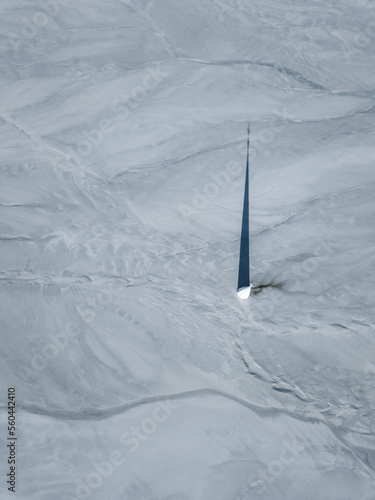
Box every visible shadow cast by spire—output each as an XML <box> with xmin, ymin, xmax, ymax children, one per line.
<box><xmin>237</xmin><ymin>123</ymin><xmax>251</xmax><ymax>292</ymax></box>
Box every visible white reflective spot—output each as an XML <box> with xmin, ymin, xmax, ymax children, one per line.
<box><xmin>237</xmin><ymin>284</ymin><xmax>253</xmax><ymax>300</ymax></box>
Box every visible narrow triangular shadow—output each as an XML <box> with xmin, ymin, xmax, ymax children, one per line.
<box><xmin>237</xmin><ymin>123</ymin><xmax>251</xmax><ymax>293</ymax></box>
